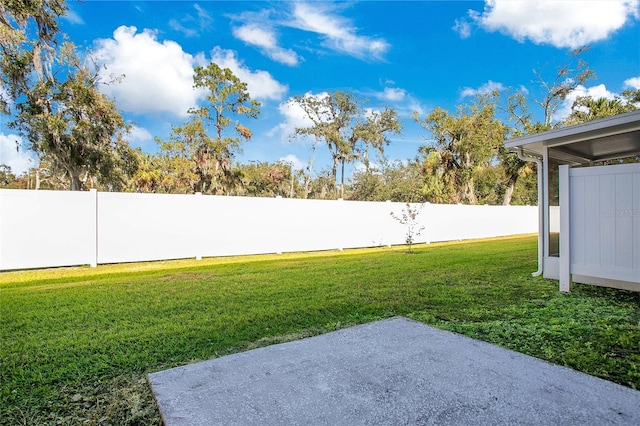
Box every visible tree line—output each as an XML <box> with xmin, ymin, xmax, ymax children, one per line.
<box><xmin>2</xmin><ymin>1</ymin><xmax>638</xmax><ymax>204</ymax></box>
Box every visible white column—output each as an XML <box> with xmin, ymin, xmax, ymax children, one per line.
<box><xmin>559</xmin><ymin>165</ymin><xmax>571</xmax><ymax>292</ymax></box>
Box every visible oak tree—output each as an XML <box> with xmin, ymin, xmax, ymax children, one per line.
<box><xmin>290</xmin><ymin>91</ymin><xmax>401</xmax><ymax>197</ymax></box>
<box><xmin>10</xmin><ymin>44</ymin><xmax>135</xmax><ymax>190</ymax></box>
<box><xmin>414</xmin><ymin>97</ymin><xmax>507</xmax><ymax>204</ymax></box>
<box><xmin>2</xmin><ymin>2</ymin><xmax>136</xmax><ymax>190</ymax></box>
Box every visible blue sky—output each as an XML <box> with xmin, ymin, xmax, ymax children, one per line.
<box><xmin>2</xmin><ymin>0</ymin><xmax>639</xmax><ymax>178</ymax></box>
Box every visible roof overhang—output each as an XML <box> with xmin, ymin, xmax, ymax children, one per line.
<box><xmin>504</xmin><ymin>110</ymin><xmax>640</xmax><ymax>164</ymax></box>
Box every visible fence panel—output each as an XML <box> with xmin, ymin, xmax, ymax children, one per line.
<box><xmin>97</xmin><ymin>192</ymin><xmax>201</xmax><ymax>264</ymax></box>
<box><xmin>0</xmin><ymin>189</ymin><xmax>96</xmax><ymax>270</ymax></box>
<box><xmin>569</xmin><ymin>163</ymin><xmax>640</xmax><ymax>283</ymax></box>
<box><xmin>0</xmin><ymin>189</ymin><xmax>538</xmax><ymax>271</ymax></box>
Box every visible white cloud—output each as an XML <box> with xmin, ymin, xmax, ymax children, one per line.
<box><xmin>453</xmin><ymin>19</ymin><xmax>472</xmax><ymax>39</ymax></box>
<box><xmin>289</xmin><ymin>2</ymin><xmax>390</xmax><ymax>60</ymax></box>
<box><xmin>553</xmin><ymin>84</ymin><xmax>617</xmax><ymax>122</ymax></box>
<box><xmin>127</xmin><ymin>125</ymin><xmax>153</xmax><ymax>149</ymax></box>
<box><xmin>233</xmin><ymin>24</ymin><xmax>300</xmax><ymax>66</ymax></box>
<box><xmin>63</xmin><ymin>8</ymin><xmax>84</xmax><ymax>25</ymax></box>
<box><xmin>0</xmin><ymin>85</ymin><xmax>11</xmax><ymax>110</ymax></box>
<box><xmin>408</xmin><ymin>99</ymin><xmax>427</xmax><ymax>118</ymax></box>
<box><xmin>371</xmin><ymin>87</ymin><xmax>426</xmax><ymax>119</ymax></box>
<box><xmin>169</xmin><ymin>4</ymin><xmax>213</xmax><ymax>38</ymax></box>
<box><xmin>278</xmin><ymin>154</ymin><xmax>305</xmax><ymax>171</ymax></box>
<box><xmin>0</xmin><ymin>134</ymin><xmax>34</xmax><ymax>175</ymax></box>
<box><xmin>194</xmin><ymin>4</ymin><xmax>214</xmax><ymax>29</ymax></box>
<box><xmin>210</xmin><ymin>47</ymin><xmax>288</xmax><ymax>101</ymax></box>
<box><xmin>460</xmin><ymin>80</ymin><xmax>505</xmax><ymax>98</ymax></box>
<box><xmin>363</xmin><ymin>107</ymin><xmax>377</xmax><ymax>120</ymax></box>
<box><xmin>624</xmin><ymin>76</ymin><xmax>640</xmax><ymax>90</ymax></box>
<box><xmin>269</xmin><ymin>92</ymin><xmax>327</xmax><ymax>142</ymax></box>
<box><xmin>470</xmin><ymin>0</ymin><xmax>639</xmax><ymax>49</ymax></box>
<box><xmin>169</xmin><ymin>19</ymin><xmax>199</xmax><ymax>38</ymax></box>
<box><xmin>230</xmin><ymin>2</ymin><xmax>389</xmax><ymax>63</ymax></box>
<box><xmin>93</xmin><ymin>26</ymin><xmax>287</xmax><ymax>116</ymax></box>
<box><xmin>379</xmin><ymin>87</ymin><xmax>406</xmax><ymax>102</ymax></box>
<box><xmin>233</xmin><ymin>24</ymin><xmax>275</xmax><ymax>48</ymax></box>
<box><xmin>93</xmin><ymin>26</ymin><xmax>200</xmax><ymax>117</ymax></box>
<box><xmin>353</xmin><ymin>160</ymin><xmax>383</xmax><ymax>174</ymax></box>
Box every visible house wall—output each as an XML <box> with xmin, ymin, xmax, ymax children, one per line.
<box><xmin>0</xmin><ymin>189</ymin><xmax>538</xmax><ymax>271</ymax></box>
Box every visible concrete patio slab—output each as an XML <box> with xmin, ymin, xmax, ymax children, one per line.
<box><xmin>149</xmin><ymin>317</ymin><xmax>640</xmax><ymax>425</ymax></box>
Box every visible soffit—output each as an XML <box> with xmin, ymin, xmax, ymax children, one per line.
<box><xmin>504</xmin><ymin>110</ymin><xmax>640</xmax><ymax>164</ymax></box>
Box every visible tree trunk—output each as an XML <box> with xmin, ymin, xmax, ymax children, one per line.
<box><xmin>303</xmin><ymin>151</ymin><xmax>315</xmax><ymax>199</ymax></box>
<box><xmin>319</xmin><ymin>181</ymin><xmax>327</xmax><ymax>199</ymax></box>
<box><xmin>331</xmin><ymin>156</ymin><xmax>339</xmax><ymax>191</ymax></box>
<box><xmin>289</xmin><ymin>173</ymin><xmax>295</xmax><ymax>198</ymax></box>
<box><xmin>340</xmin><ymin>160</ymin><xmax>345</xmax><ymax>198</ymax></box>
<box><xmin>462</xmin><ymin>153</ymin><xmax>477</xmax><ymax>204</ymax></box>
<box><xmin>464</xmin><ymin>178</ymin><xmax>478</xmax><ymax>205</ymax></box>
<box><xmin>502</xmin><ymin>175</ymin><xmax>518</xmax><ymax>206</ymax></box>
<box><xmin>69</xmin><ymin>169</ymin><xmax>83</xmax><ymax>191</ymax></box>
<box><xmin>303</xmin><ymin>175</ymin><xmax>311</xmax><ymax>199</ymax></box>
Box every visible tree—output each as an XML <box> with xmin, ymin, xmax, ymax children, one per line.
<box><xmin>416</xmin><ymin>146</ymin><xmax>449</xmax><ymax>203</ymax></box>
<box><xmin>236</xmin><ymin>161</ymin><xmax>298</xmax><ymax>198</ymax></box>
<box><xmin>126</xmin><ymin>151</ymin><xmax>164</xmax><ymax>193</ymax></box>
<box><xmin>1</xmin><ymin>0</ymin><xmax>67</xmax><ymax>114</ymax></box>
<box><xmin>563</xmin><ymin>91</ymin><xmax>640</xmax><ymax>164</ymax></box>
<box><xmin>563</xmin><ymin>92</ymin><xmax>639</xmax><ymax>126</ymax></box>
<box><xmin>390</xmin><ymin>202</ymin><xmax>425</xmax><ymax>253</ymax></box>
<box><xmin>305</xmin><ymin>168</ymin><xmax>336</xmax><ymax>200</ymax></box>
<box><xmin>496</xmin><ymin>144</ymin><xmax>533</xmax><ymax>205</ymax></box>
<box><xmin>491</xmin><ymin>90</ymin><xmax>539</xmax><ymax>205</ymax></box>
<box><xmin>158</xmin><ymin>114</ymin><xmax>228</xmax><ymax>194</ymax></box>
<box><xmin>414</xmin><ymin>97</ymin><xmax>507</xmax><ymax>204</ymax></box>
<box><xmin>533</xmin><ymin>46</ymin><xmax>596</xmax><ymax>128</ymax></box>
<box><xmin>488</xmin><ymin>47</ymin><xmax>596</xmax><ymax>204</ymax></box>
<box><xmin>347</xmin><ymin>158</ymin><xmax>426</xmax><ymax>203</ymax></box>
<box><xmin>9</xmin><ymin>45</ymin><xmax>135</xmax><ymax>190</ymax></box>
<box><xmin>290</xmin><ymin>91</ymin><xmax>401</xmax><ymax>197</ymax></box>
<box><xmin>3</xmin><ymin>2</ymin><xmax>137</xmax><ymax>190</ymax></box>
<box><xmin>157</xmin><ymin>63</ymin><xmax>260</xmax><ymax>194</ymax></box>
<box><xmin>0</xmin><ymin>165</ymin><xmax>17</xmax><ymax>187</ymax></box>
<box><xmin>193</xmin><ymin>63</ymin><xmax>260</xmax><ymax>141</ymax></box>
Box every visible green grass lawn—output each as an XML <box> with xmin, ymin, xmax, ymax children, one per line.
<box><xmin>1</xmin><ymin>235</ymin><xmax>639</xmax><ymax>425</ymax></box>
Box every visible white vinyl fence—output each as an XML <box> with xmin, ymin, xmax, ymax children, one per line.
<box><xmin>562</xmin><ymin>163</ymin><xmax>640</xmax><ymax>287</ymax></box>
<box><xmin>0</xmin><ymin>189</ymin><xmax>538</xmax><ymax>271</ymax></box>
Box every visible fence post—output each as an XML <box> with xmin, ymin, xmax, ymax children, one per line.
<box><xmin>90</xmin><ymin>188</ymin><xmax>98</xmax><ymax>268</ymax></box>
<box><xmin>276</xmin><ymin>195</ymin><xmax>283</xmax><ymax>254</ymax></box>
<box><xmin>386</xmin><ymin>200</ymin><xmax>393</xmax><ymax>248</ymax></box>
<box><xmin>195</xmin><ymin>192</ymin><xmax>202</xmax><ymax>260</ymax></box>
